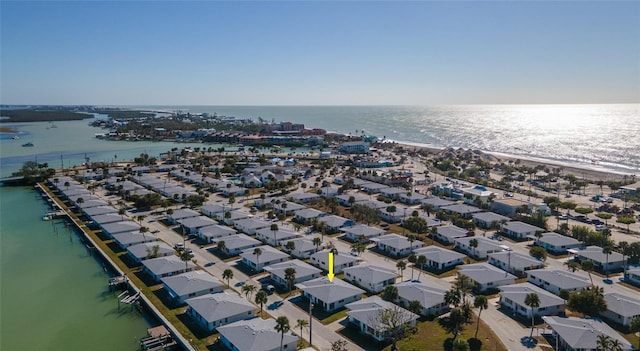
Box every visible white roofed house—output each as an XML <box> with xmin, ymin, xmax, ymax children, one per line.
<box><xmin>212</xmin><ymin>234</ymin><xmax>261</xmax><ymax>256</ymax></box>
<box><xmin>501</xmin><ymin>221</ymin><xmax>545</xmax><ymax>241</ymax></box>
<box><xmin>220</xmin><ymin>210</ymin><xmax>251</xmax><ymax>226</ymax></box>
<box><xmin>440</xmin><ymin>203</ymin><xmax>483</xmax><ymax>219</ymax></box>
<box><xmin>198</xmin><ymin>225</ymin><xmax>237</xmax><ymax>244</ymax></box>
<box><xmin>126</xmin><ymin>241</ymin><xmax>174</xmax><ymax>264</ymax></box>
<box><xmin>240</xmin><ymin>245</ymin><xmax>289</xmax><ymax>272</ymax></box>
<box><xmin>336</xmin><ymin>193</ymin><xmax>369</xmax><ymax>207</ymax></box>
<box><xmin>573</xmin><ymin>246</ymin><xmax>625</xmax><ymax>274</ymax></box>
<box><xmin>162</xmin><ymin>270</ymin><xmax>224</xmax><ymax>304</ymax></box>
<box><xmin>343</xmin><ymin>224</ymin><xmax>384</xmax><ymax>242</ymax></box>
<box><xmin>371</xmin><ymin>233</ymin><xmax>423</xmax><ymax>258</ymax></box>
<box><xmin>288</xmin><ymin>192</ymin><xmax>321</xmax><ymax>204</ymax></box>
<box><xmin>412</xmin><ymin>246</ymin><xmax>465</xmax><ymax>273</ymax></box>
<box><xmin>89</xmin><ymin>213</ymin><xmax>125</xmax><ymax>227</ymax></box>
<box><xmin>543</xmin><ymin>316</ymin><xmax>634</xmax><ymax>351</ymax></box>
<box><xmin>100</xmin><ymin>220</ymin><xmax>141</xmax><ymax>238</ymax></box>
<box><xmin>281</xmin><ymin>238</ymin><xmax>320</xmax><ymax>259</ymax></box>
<box><xmin>273</xmin><ymin>201</ymin><xmax>305</xmax><ymax>216</ymax></box>
<box><xmin>293</xmin><ymin>208</ymin><xmax>326</xmax><ymax>224</ymax></box>
<box><xmin>395</xmin><ymin>281</ymin><xmax>450</xmax><ymax>317</ymax></box>
<box><xmin>454</xmin><ymin>236</ymin><xmax>505</xmax><ymax>259</ymax></box>
<box><xmin>178</xmin><ymin>216</ymin><xmax>217</xmax><ymax>235</ymax></box>
<box><xmin>398</xmin><ymin>191</ymin><xmax>427</xmax><ymax>205</ymax></box>
<box><xmin>471</xmin><ymin>212</ymin><xmax>510</xmax><ymax>229</ymax></box>
<box><xmin>310</xmin><ymin>249</ymin><xmax>359</xmax><ymax>274</ymax></box>
<box><xmin>296</xmin><ymin>277</ymin><xmax>365</xmax><ymax>312</ymax></box>
<box><xmin>488</xmin><ymin>251</ymin><xmax>545</xmax><ymax>277</ymax></box>
<box><xmin>624</xmin><ymin>267</ymin><xmax>640</xmax><ymax>287</ymax></box>
<box><xmin>346</xmin><ymin>296</ymin><xmax>419</xmax><ymax>342</ymax></box>
<box><xmin>343</xmin><ymin>264</ymin><xmax>397</xmax><ymax>293</ymax></box>
<box><xmin>434</xmin><ymin>225</ymin><xmax>469</xmax><ymax>245</ymax></box>
<box><xmin>255</xmin><ymin>227</ymin><xmax>298</xmax><ymax>247</ymax></box>
<box><xmin>379</xmin><ymin>187</ymin><xmax>409</xmax><ymax>201</ymax></box>
<box><xmin>458</xmin><ymin>263</ymin><xmax>517</xmax><ymax>293</ymax></box>
<box><xmin>113</xmin><ymin>231</ymin><xmax>157</xmax><ymax>249</ymax></box>
<box><xmin>264</xmin><ymin>259</ymin><xmax>322</xmax><ymax>289</ymax></box>
<box><xmin>141</xmin><ymin>255</ymin><xmax>196</xmax><ymax>283</ymax></box>
<box><xmin>601</xmin><ymin>292</ymin><xmax>640</xmax><ymax>328</ymax></box>
<box><xmin>318</xmin><ymin>215</ymin><xmax>354</xmax><ymax>233</ymax></box>
<box><xmin>535</xmin><ymin>232</ymin><xmax>582</xmax><ymax>254</ymax></box>
<box><xmin>499</xmin><ymin>283</ymin><xmax>565</xmax><ymax>319</ymax></box>
<box><xmin>185</xmin><ymin>291</ymin><xmax>255</xmax><ymax>332</ymax></box>
<box><xmin>200</xmin><ymin>203</ymin><xmax>230</xmax><ymax>219</ymax></box>
<box><xmin>220</xmin><ymin>185</ymin><xmax>246</xmax><ymax>197</ymax></box>
<box><xmin>360</xmin><ymin>182</ymin><xmax>388</xmax><ymax>194</ymax></box>
<box><xmin>166</xmin><ymin>208</ymin><xmax>200</xmax><ymax>224</ymax></box>
<box><xmin>232</xmin><ymin>218</ymin><xmax>271</xmax><ymax>235</ymax></box>
<box><xmin>217</xmin><ymin>318</ymin><xmax>298</xmax><ymax>351</ymax></box>
<box><xmin>527</xmin><ymin>269</ymin><xmax>591</xmax><ymax>295</ymax></box>
<box><xmin>421</xmin><ymin>197</ymin><xmax>456</xmax><ymax>210</ymax></box>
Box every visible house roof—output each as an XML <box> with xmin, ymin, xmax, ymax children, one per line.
<box><xmin>537</xmin><ymin>232</ymin><xmax>581</xmax><ymax>247</ymax></box>
<box><xmin>113</xmin><ymin>231</ymin><xmax>157</xmax><ymax>246</ymax></box>
<box><xmin>296</xmin><ymin>277</ymin><xmax>365</xmax><ymax>304</ymax></box>
<box><xmin>200</xmin><ymin>203</ymin><xmax>228</xmax><ymax>214</ymax></box>
<box><xmin>310</xmin><ymin>250</ymin><xmax>359</xmax><ymax>267</ymax></box>
<box><xmin>371</xmin><ymin>233</ymin><xmax>423</xmax><ymax>250</ymax></box>
<box><xmin>233</xmin><ymin>218</ymin><xmax>271</xmax><ymax>230</ymax></box>
<box><xmin>343</xmin><ymin>264</ymin><xmax>396</xmax><ymax>283</ymax></box>
<box><xmin>289</xmin><ymin>192</ymin><xmax>321</xmax><ymax>202</ymax></box>
<box><xmin>169</xmin><ymin>208</ymin><xmax>200</xmax><ymax>220</ymax></box>
<box><xmin>574</xmin><ymin>246</ymin><xmax>624</xmax><ymax>263</ymax></box>
<box><xmin>503</xmin><ymin>221</ymin><xmax>544</xmax><ymax>233</ymax></box>
<box><xmin>199</xmin><ymin>225</ymin><xmax>237</xmax><ymax>238</ymax></box>
<box><xmin>142</xmin><ymin>255</ymin><xmax>195</xmax><ymax>276</ymax></box>
<box><xmin>542</xmin><ymin>316</ymin><xmax>633</xmax><ymax>350</ymax></box>
<box><xmin>240</xmin><ymin>245</ymin><xmax>289</xmax><ymax>264</ymax></box>
<box><xmin>283</xmin><ymin>238</ymin><xmax>316</xmax><ymax>253</ymax></box>
<box><xmin>185</xmin><ymin>291</ymin><xmax>254</xmax><ymax>323</ymax></box>
<box><xmin>499</xmin><ymin>283</ymin><xmax>565</xmax><ymax>309</ymax></box>
<box><xmin>294</xmin><ymin>208</ymin><xmax>326</xmax><ymax>219</ymax></box>
<box><xmin>527</xmin><ymin>269</ymin><xmax>591</xmax><ymax>290</ymax></box>
<box><xmin>101</xmin><ymin>221</ymin><xmax>141</xmax><ymax>235</ymax></box>
<box><xmin>472</xmin><ymin>212</ymin><xmax>510</xmax><ymax>223</ymax></box>
<box><xmin>178</xmin><ymin>216</ymin><xmax>217</xmax><ymax>228</ymax></box>
<box><xmin>343</xmin><ymin>224</ymin><xmax>384</xmax><ymax>238</ymax></box>
<box><xmin>455</xmin><ymin>236</ymin><xmax>505</xmax><ymax>253</ymax></box>
<box><xmin>76</xmin><ymin>199</ymin><xmax>109</xmax><ymax>208</ymax></box>
<box><xmin>346</xmin><ymin>295</ymin><xmax>418</xmax><ymax>332</ymax></box>
<box><xmin>82</xmin><ymin>206</ymin><xmax>117</xmax><ymax>216</ymax></box>
<box><xmin>458</xmin><ymin>263</ymin><xmax>516</xmax><ymax>285</ymax></box>
<box><xmin>264</xmin><ymin>259</ymin><xmax>321</xmax><ymax>279</ymax></box>
<box><xmin>436</xmin><ymin>225</ymin><xmax>469</xmax><ymax>240</ymax></box>
<box><xmin>320</xmin><ymin>215</ymin><xmax>352</xmax><ymax>228</ymax></box>
<box><xmin>217</xmin><ymin>318</ymin><xmax>298</xmax><ymax>351</ymax></box>
<box><xmin>603</xmin><ymin>292</ymin><xmax>640</xmax><ymax>318</ymax></box>
<box><xmin>421</xmin><ymin>197</ymin><xmax>457</xmax><ymax>208</ymax></box>
<box><xmin>255</xmin><ymin>227</ymin><xmax>298</xmax><ymax>241</ymax></box>
<box><xmin>395</xmin><ymin>281</ymin><xmax>448</xmax><ymax>309</ymax></box>
<box><xmin>488</xmin><ymin>251</ymin><xmax>544</xmax><ymax>270</ymax></box>
<box><xmin>214</xmin><ymin>234</ymin><xmax>261</xmax><ymax>250</ymax></box>
<box><xmin>441</xmin><ymin>203</ymin><xmax>483</xmax><ymax>215</ymax></box>
<box><xmin>413</xmin><ymin>246</ymin><xmax>465</xmax><ymax>264</ymax></box>
<box><xmin>162</xmin><ymin>270</ymin><xmax>223</xmax><ymax>297</ymax></box>
<box><xmin>127</xmin><ymin>241</ymin><xmax>174</xmax><ymax>259</ymax></box>
<box><xmin>91</xmin><ymin>213</ymin><xmax>125</xmax><ymax>225</ymax></box>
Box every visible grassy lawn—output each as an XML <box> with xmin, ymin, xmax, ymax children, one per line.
<box><xmin>321</xmin><ymin>308</ymin><xmax>349</xmax><ymax>325</ymax></box>
<box><xmin>379</xmin><ymin>316</ymin><xmax>509</xmax><ymax>351</ymax></box>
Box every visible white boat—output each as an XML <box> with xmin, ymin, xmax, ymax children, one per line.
<box><xmin>12</xmin><ymin>135</ymin><xmax>19</xmax><ymax>140</ymax></box>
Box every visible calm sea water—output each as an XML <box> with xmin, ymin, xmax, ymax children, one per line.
<box><xmin>0</xmin><ymin>187</ymin><xmax>150</xmax><ymax>351</ymax></box>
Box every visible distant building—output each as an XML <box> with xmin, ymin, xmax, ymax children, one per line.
<box><xmin>339</xmin><ymin>141</ymin><xmax>370</xmax><ymax>154</ymax></box>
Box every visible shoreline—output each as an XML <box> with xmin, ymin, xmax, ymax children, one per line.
<box><xmin>0</xmin><ymin>127</ymin><xmax>18</xmax><ymax>133</ymax></box>
<box><xmin>391</xmin><ymin>139</ymin><xmax>634</xmax><ymax>182</ymax></box>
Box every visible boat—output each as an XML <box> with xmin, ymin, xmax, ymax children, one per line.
<box><xmin>12</xmin><ymin>135</ymin><xmax>19</xmax><ymax>140</ymax></box>
<box><xmin>22</xmin><ymin>142</ymin><xmax>34</xmax><ymax>147</ymax></box>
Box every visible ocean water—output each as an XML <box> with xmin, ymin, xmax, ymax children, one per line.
<box><xmin>135</xmin><ymin>104</ymin><xmax>640</xmax><ymax>174</ymax></box>
<box><xmin>0</xmin><ymin>186</ymin><xmax>150</xmax><ymax>351</ymax></box>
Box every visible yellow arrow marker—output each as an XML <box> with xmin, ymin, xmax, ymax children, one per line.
<box><xmin>327</xmin><ymin>251</ymin><xmax>335</xmax><ymax>282</ymax></box>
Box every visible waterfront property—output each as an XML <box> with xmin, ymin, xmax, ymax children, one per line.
<box><xmin>498</xmin><ymin>283</ymin><xmax>565</xmax><ymax>319</ymax></box>
<box><xmin>412</xmin><ymin>246</ymin><xmax>465</xmax><ymax>272</ymax></box>
<box><xmin>100</xmin><ymin>220</ymin><xmax>141</xmax><ymax>238</ymax></box>
<box><xmin>542</xmin><ymin>316</ymin><xmax>634</xmax><ymax>351</ymax></box>
<box><xmin>297</xmin><ymin>277</ymin><xmax>365</xmax><ymax>312</ymax></box>
<box><xmin>263</xmin><ymin>259</ymin><xmax>322</xmax><ymax>288</ymax></box>
<box><xmin>601</xmin><ymin>292</ymin><xmax>640</xmax><ymax>328</ymax></box>
<box><xmin>141</xmin><ymin>255</ymin><xmax>196</xmax><ymax>283</ymax></box>
<box><xmin>239</xmin><ymin>245</ymin><xmax>289</xmax><ymax>272</ymax></box>
<box><xmin>185</xmin><ymin>291</ymin><xmax>255</xmax><ymax>332</ymax></box>
<box><xmin>394</xmin><ymin>281</ymin><xmax>450</xmax><ymax>317</ymax></box>
<box><xmin>162</xmin><ymin>270</ymin><xmax>224</xmax><ymax>304</ymax></box>
<box><xmin>127</xmin><ymin>241</ymin><xmax>175</xmax><ymax>263</ymax></box>
<box><xmin>217</xmin><ymin>318</ymin><xmax>298</xmax><ymax>351</ymax></box>
<box><xmin>527</xmin><ymin>269</ymin><xmax>591</xmax><ymax>295</ymax></box>
<box><xmin>458</xmin><ymin>263</ymin><xmax>517</xmax><ymax>292</ymax></box>
<box><xmin>343</xmin><ymin>264</ymin><xmax>397</xmax><ymax>293</ymax></box>
<box><xmin>113</xmin><ymin>231</ymin><xmax>157</xmax><ymax>249</ymax></box>
<box><xmin>371</xmin><ymin>233</ymin><xmax>423</xmax><ymax>258</ymax></box>
<box><xmin>488</xmin><ymin>251</ymin><xmax>545</xmax><ymax>277</ymax></box>
<box><xmin>572</xmin><ymin>246</ymin><xmax>625</xmax><ymax>273</ymax></box>
<box><xmin>310</xmin><ymin>249</ymin><xmax>359</xmax><ymax>273</ymax></box>
<box><xmin>534</xmin><ymin>232</ymin><xmax>582</xmax><ymax>254</ymax></box>
<box><xmin>346</xmin><ymin>296</ymin><xmax>418</xmax><ymax>342</ymax></box>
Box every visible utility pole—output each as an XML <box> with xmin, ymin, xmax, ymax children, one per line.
<box><xmin>309</xmin><ymin>301</ymin><xmax>313</xmax><ymax>346</ymax></box>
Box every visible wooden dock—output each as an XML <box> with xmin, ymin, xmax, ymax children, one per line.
<box><xmin>140</xmin><ymin>326</ymin><xmax>177</xmax><ymax>351</ymax></box>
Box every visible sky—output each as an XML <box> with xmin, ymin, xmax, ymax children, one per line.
<box><xmin>1</xmin><ymin>1</ymin><xmax>639</xmax><ymax>106</ymax></box>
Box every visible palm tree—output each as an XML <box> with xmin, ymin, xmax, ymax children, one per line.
<box><xmin>525</xmin><ymin>292</ymin><xmax>540</xmax><ymax>338</ymax></box>
<box><xmin>255</xmin><ymin>290</ymin><xmax>268</xmax><ymax>317</ymax></box>
<box><xmin>619</xmin><ymin>241</ymin><xmax>630</xmax><ymax>276</ymax></box>
<box><xmin>284</xmin><ymin>267</ymin><xmax>297</xmax><ymax>294</ymax></box>
<box><xmin>596</xmin><ymin>334</ymin><xmax>612</xmax><ymax>351</ymax></box>
<box><xmin>242</xmin><ymin>284</ymin><xmax>256</xmax><ymax>299</ymax></box>
<box><xmin>629</xmin><ymin>316</ymin><xmax>640</xmax><ymax>349</ymax></box>
<box><xmin>118</xmin><ymin>207</ymin><xmax>126</xmax><ymax>221</ymax></box>
<box><xmin>274</xmin><ymin>316</ymin><xmax>290</xmax><ymax>351</ymax></box>
<box><xmin>312</xmin><ymin>237</ymin><xmax>322</xmax><ymax>252</ymax></box>
<box><xmin>452</xmin><ymin>338</ymin><xmax>470</xmax><ymax>351</ymax></box>
<box><xmin>271</xmin><ymin>223</ymin><xmax>279</xmax><ymax>246</ymax></box>
<box><xmin>222</xmin><ymin>269</ymin><xmax>233</xmax><ymax>287</ymax></box>
<box><xmin>582</xmin><ymin>260</ymin><xmax>595</xmax><ymax>286</ymax></box>
<box><xmin>178</xmin><ymin>249</ymin><xmax>192</xmax><ymax>270</ymax></box>
<box><xmin>445</xmin><ymin>289</ymin><xmax>461</xmax><ymax>307</ymax></box>
<box><xmin>217</xmin><ymin>240</ymin><xmax>227</xmax><ymax>254</ymax></box>
<box><xmin>602</xmin><ymin>244</ymin><xmax>614</xmax><ymax>279</ymax></box>
<box><xmin>408</xmin><ymin>300</ymin><xmax>423</xmax><ymax>315</ymax></box>
<box><xmin>416</xmin><ymin>255</ymin><xmax>427</xmax><ymax>280</ymax></box>
<box><xmin>253</xmin><ymin>247</ymin><xmax>262</xmax><ymax>271</ymax></box>
<box><xmin>396</xmin><ymin>260</ymin><xmax>406</xmax><ymax>281</ymax></box>
<box><xmin>295</xmin><ymin>319</ymin><xmax>308</xmax><ymax>341</ymax></box>
<box><xmin>408</xmin><ymin>253</ymin><xmax>417</xmax><ymax>280</ymax></box>
<box><xmin>609</xmin><ymin>339</ymin><xmax>624</xmax><ymax>351</ymax></box>
<box><xmin>469</xmin><ymin>238</ymin><xmax>479</xmax><ymax>258</ymax></box>
<box><xmin>473</xmin><ymin>295</ymin><xmax>488</xmax><ymax>338</ymax></box>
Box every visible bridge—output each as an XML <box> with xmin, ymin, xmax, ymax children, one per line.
<box><xmin>0</xmin><ymin>176</ymin><xmax>25</xmax><ymax>185</ymax></box>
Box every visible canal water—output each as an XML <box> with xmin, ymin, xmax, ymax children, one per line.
<box><xmin>0</xmin><ymin>186</ymin><xmax>151</xmax><ymax>351</ymax></box>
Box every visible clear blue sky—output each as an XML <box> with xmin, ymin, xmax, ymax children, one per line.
<box><xmin>1</xmin><ymin>1</ymin><xmax>639</xmax><ymax>105</ymax></box>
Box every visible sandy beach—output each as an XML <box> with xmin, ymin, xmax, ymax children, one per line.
<box><xmin>0</xmin><ymin>127</ymin><xmax>18</xmax><ymax>133</ymax></box>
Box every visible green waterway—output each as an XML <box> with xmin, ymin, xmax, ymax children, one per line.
<box><xmin>0</xmin><ymin>186</ymin><xmax>151</xmax><ymax>351</ymax></box>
